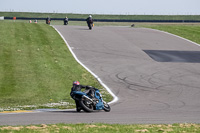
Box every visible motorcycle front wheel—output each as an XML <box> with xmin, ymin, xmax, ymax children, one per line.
<box><xmin>103</xmin><ymin>103</ymin><xmax>111</xmax><ymax>112</ymax></box>
<box><xmin>79</xmin><ymin>99</ymin><xmax>94</xmax><ymax>112</ymax></box>
<box><xmin>89</xmin><ymin>24</ymin><xmax>92</xmax><ymax>30</ymax></box>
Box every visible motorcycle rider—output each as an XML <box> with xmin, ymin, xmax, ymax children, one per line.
<box><xmin>86</xmin><ymin>15</ymin><xmax>93</xmax><ymax>29</ymax></box>
<box><xmin>46</xmin><ymin>16</ymin><xmax>51</xmax><ymax>24</ymax></box>
<box><xmin>71</xmin><ymin>81</ymin><xmax>84</xmax><ymax>93</ymax></box>
<box><xmin>70</xmin><ymin>81</ymin><xmax>95</xmax><ymax>112</ymax></box>
<box><xmin>64</xmin><ymin>16</ymin><xmax>68</xmax><ymax>25</ymax></box>
<box><xmin>71</xmin><ymin>81</ymin><xmax>95</xmax><ymax>97</ymax></box>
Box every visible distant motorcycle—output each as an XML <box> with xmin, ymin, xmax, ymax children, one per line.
<box><xmin>86</xmin><ymin>16</ymin><xmax>93</xmax><ymax>30</ymax></box>
<box><xmin>70</xmin><ymin>86</ymin><xmax>111</xmax><ymax>112</ymax></box>
<box><xmin>64</xmin><ymin>17</ymin><xmax>68</xmax><ymax>25</ymax></box>
<box><xmin>47</xmin><ymin>20</ymin><xmax>50</xmax><ymax>25</ymax></box>
<box><xmin>46</xmin><ymin>17</ymin><xmax>51</xmax><ymax>25</ymax></box>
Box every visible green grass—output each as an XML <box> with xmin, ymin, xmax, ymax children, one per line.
<box><xmin>141</xmin><ymin>24</ymin><xmax>200</xmax><ymax>44</ymax></box>
<box><xmin>0</xmin><ymin>123</ymin><xmax>200</xmax><ymax>133</ymax></box>
<box><xmin>0</xmin><ymin>21</ymin><xmax>112</xmax><ymax>111</ymax></box>
<box><xmin>1</xmin><ymin>11</ymin><xmax>200</xmax><ymax>20</ymax></box>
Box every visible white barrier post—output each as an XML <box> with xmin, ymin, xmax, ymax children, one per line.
<box><xmin>0</xmin><ymin>16</ymin><xmax>4</xmax><ymax>20</ymax></box>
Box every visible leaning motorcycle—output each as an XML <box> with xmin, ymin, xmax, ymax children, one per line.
<box><xmin>70</xmin><ymin>86</ymin><xmax>111</xmax><ymax>112</ymax></box>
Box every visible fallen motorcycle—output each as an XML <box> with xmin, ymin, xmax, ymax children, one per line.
<box><xmin>70</xmin><ymin>86</ymin><xmax>111</xmax><ymax>112</ymax></box>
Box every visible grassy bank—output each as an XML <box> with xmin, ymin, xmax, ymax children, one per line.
<box><xmin>0</xmin><ymin>123</ymin><xmax>200</xmax><ymax>133</ymax></box>
<box><xmin>0</xmin><ymin>21</ymin><xmax>112</xmax><ymax>111</ymax></box>
<box><xmin>141</xmin><ymin>24</ymin><xmax>200</xmax><ymax>45</ymax></box>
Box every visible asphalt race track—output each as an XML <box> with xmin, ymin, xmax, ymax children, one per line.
<box><xmin>1</xmin><ymin>26</ymin><xmax>200</xmax><ymax>125</ymax></box>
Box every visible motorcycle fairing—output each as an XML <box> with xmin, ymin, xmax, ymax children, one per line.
<box><xmin>95</xmin><ymin>90</ymin><xmax>104</xmax><ymax>110</ymax></box>
<box><xmin>72</xmin><ymin>91</ymin><xmax>87</xmax><ymax>96</ymax></box>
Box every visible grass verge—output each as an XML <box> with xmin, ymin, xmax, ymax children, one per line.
<box><xmin>0</xmin><ymin>21</ymin><xmax>112</xmax><ymax>111</ymax></box>
<box><xmin>0</xmin><ymin>123</ymin><xmax>200</xmax><ymax>133</ymax></box>
<box><xmin>140</xmin><ymin>24</ymin><xmax>200</xmax><ymax>45</ymax></box>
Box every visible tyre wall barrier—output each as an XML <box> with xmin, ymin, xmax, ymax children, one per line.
<box><xmin>4</xmin><ymin>17</ymin><xmax>200</xmax><ymax>23</ymax></box>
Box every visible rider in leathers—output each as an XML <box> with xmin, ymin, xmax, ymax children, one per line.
<box><xmin>86</xmin><ymin>15</ymin><xmax>93</xmax><ymax>28</ymax></box>
<box><xmin>46</xmin><ymin>16</ymin><xmax>51</xmax><ymax>24</ymax></box>
<box><xmin>64</xmin><ymin>16</ymin><xmax>68</xmax><ymax>25</ymax></box>
<box><xmin>70</xmin><ymin>81</ymin><xmax>95</xmax><ymax>111</ymax></box>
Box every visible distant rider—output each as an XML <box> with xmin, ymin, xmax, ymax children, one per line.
<box><xmin>46</xmin><ymin>16</ymin><xmax>51</xmax><ymax>24</ymax></box>
<box><xmin>64</xmin><ymin>16</ymin><xmax>68</xmax><ymax>25</ymax></box>
<box><xmin>86</xmin><ymin>15</ymin><xmax>93</xmax><ymax>28</ymax></box>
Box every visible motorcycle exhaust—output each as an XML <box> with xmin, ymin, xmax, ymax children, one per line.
<box><xmin>82</xmin><ymin>95</ymin><xmax>93</xmax><ymax>102</ymax></box>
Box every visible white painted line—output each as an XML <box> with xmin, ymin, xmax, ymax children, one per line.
<box><xmin>143</xmin><ymin>28</ymin><xmax>200</xmax><ymax>47</ymax></box>
<box><xmin>52</xmin><ymin>26</ymin><xmax>118</xmax><ymax>104</ymax></box>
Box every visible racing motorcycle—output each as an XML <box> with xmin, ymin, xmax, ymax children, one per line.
<box><xmin>86</xmin><ymin>18</ymin><xmax>93</xmax><ymax>30</ymax></box>
<box><xmin>70</xmin><ymin>86</ymin><xmax>111</xmax><ymax>112</ymax></box>
<box><xmin>64</xmin><ymin>17</ymin><xmax>68</xmax><ymax>25</ymax></box>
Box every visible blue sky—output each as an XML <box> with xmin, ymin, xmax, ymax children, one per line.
<box><xmin>0</xmin><ymin>0</ymin><xmax>200</xmax><ymax>15</ymax></box>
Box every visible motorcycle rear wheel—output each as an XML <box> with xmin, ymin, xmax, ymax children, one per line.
<box><xmin>79</xmin><ymin>99</ymin><xmax>94</xmax><ymax>112</ymax></box>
